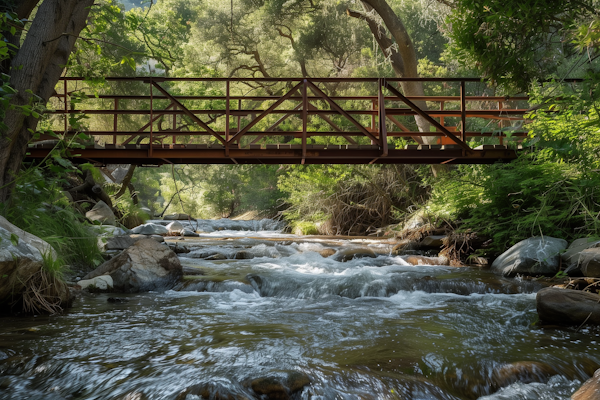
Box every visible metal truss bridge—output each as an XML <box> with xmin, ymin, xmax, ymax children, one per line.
<box><xmin>27</xmin><ymin>77</ymin><xmax>528</xmax><ymax>166</ymax></box>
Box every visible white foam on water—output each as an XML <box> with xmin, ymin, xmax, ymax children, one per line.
<box><xmin>477</xmin><ymin>375</ymin><xmax>581</xmax><ymax>400</ymax></box>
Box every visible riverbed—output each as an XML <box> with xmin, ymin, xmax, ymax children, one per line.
<box><xmin>0</xmin><ymin>219</ymin><xmax>598</xmax><ymax>399</ymax></box>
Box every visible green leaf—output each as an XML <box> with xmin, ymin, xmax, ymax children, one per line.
<box><xmin>10</xmin><ymin>233</ymin><xmax>19</xmax><ymax>246</ymax></box>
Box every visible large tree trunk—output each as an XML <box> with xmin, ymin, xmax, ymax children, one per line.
<box><xmin>349</xmin><ymin>0</ymin><xmax>446</xmax><ymax>175</ymax></box>
<box><xmin>0</xmin><ymin>0</ymin><xmax>95</xmax><ymax>203</ymax></box>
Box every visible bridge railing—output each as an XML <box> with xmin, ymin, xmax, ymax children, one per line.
<box><xmin>44</xmin><ymin>77</ymin><xmax>529</xmax><ymax>158</ymax></box>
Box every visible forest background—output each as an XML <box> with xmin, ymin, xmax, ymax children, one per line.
<box><xmin>2</xmin><ymin>0</ymin><xmax>600</xmax><ymax>269</ymax></box>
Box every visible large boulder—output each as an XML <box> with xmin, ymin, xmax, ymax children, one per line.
<box><xmin>82</xmin><ymin>239</ymin><xmax>182</xmax><ymax>292</ymax></box>
<box><xmin>131</xmin><ymin>223</ymin><xmax>169</xmax><ymax>236</ymax></box>
<box><xmin>536</xmin><ymin>287</ymin><xmax>600</xmax><ymax>326</ymax></box>
<box><xmin>562</xmin><ymin>238</ymin><xmax>600</xmax><ymax>276</ymax></box>
<box><xmin>0</xmin><ymin>221</ymin><xmax>69</xmax><ymax>312</ymax></box>
<box><xmin>572</xmin><ymin>368</ymin><xmax>600</xmax><ymax>400</ymax></box>
<box><xmin>490</xmin><ymin>236</ymin><xmax>567</xmax><ymax>277</ymax></box>
<box><xmin>105</xmin><ymin>234</ymin><xmax>164</xmax><ymax>250</ymax></box>
<box><xmin>0</xmin><ymin>216</ymin><xmax>56</xmax><ymax>259</ymax></box>
<box><xmin>85</xmin><ymin>200</ymin><xmax>117</xmax><ymax>226</ymax></box>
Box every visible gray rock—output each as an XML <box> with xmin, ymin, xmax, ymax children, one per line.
<box><xmin>536</xmin><ymin>287</ymin><xmax>600</xmax><ymax>326</ymax></box>
<box><xmin>563</xmin><ymin>238</ymin><xmax>600</xmax><ymax>276</ymax></box>
<box><xmin>83</xmin><ymin>239</ymin><xmax>182</xmax><ymax>292</ymax></box>
<box><xmin>0</xmin><ymin>216</ymin><xmax>56</xmax><ymax>259</ymax></box>
<box><xmin>234</xmin><ymin>250</ymin><xmax>255</xmax><ymax>260</ymax></box>
<box><xmin>166</xmin><ymin>221</ymin><xmax>184</xmax><ymax>235</ymax></box>
<box><xmin>182</xmin><ymin>229</ymin><xmax>199</xmax><ymax>237</ymax></box>
<box><xmin>0</xmin><ymin>221</ymin><xmax>67</xmax><ymax>310</ymax></box>
<box><xmin>490</xmin><ymin>236</ymin><xmax>567</xmax><ymax>277</ymax></box>
<box><xmin>164</xmin><ymin>213</ymin><xmax>193</xmax><ymax>221</ymax></box>
<box><xmin>131</xmin><ymin>223</ymin><xmax>169</xmax><ymax>236</ymax></box>
<box><xmin>105</xmin><ymin>234</ymin><xmax>164</xmax><ymax>250</ymax></box>
<box><xmin>86</xmin><ymin>200</ymin><xmax>116</xmax><ymax>226</ymax></box>
<box><xmin>78</xmin><ymin>275</ymin><xmax>113</xmax><ymax>290</ymax></box>
<box><xmin>580</xmin><ymin>248</ymin><xmax>600</xmax><ymax>278</ymax></box>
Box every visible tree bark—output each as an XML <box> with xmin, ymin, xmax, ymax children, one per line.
<box><xmin>0</xmin><ymin>0</ymin><xmax>95</xmax><ymax>203</ymax></box>
<box><xmin>349</xmin><ymin>0</ymin><xmax>446</xmax><ymax>175</ymax></box>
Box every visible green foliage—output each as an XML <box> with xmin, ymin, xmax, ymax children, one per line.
<box><xmin>428</xmin><ymin>155</ymin><xmax>600</xmax><ymax>253</ymax></box>
<box><xmin>133</xmin><ymin>164</ymin><xmax>282</xmax><ymax>219</ymax></box>
<box><xmin>292</xmin><ymin>221</ymin><xmax>319</xmax><ymax>235</ymax></box>
<box><xmin>444</xmin><ymin>0</ymin><xmax>594</xmax><ymax>91</ymax></box>
<box><xmin>0</xmin><ymin>169</ymin><xmax>103</xmax><ymax>269</ymax></box>
<box><xmin>279</xmin><ymin>164</ymin><xmax>429</xmax><ymax>235</ymax></box>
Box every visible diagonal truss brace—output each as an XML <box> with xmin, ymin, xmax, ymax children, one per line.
<box><xmin>383</xmin><ymin>81</ymin><xmax>472</xmax><ymax>152</ymax></box>
<box><xmin>307</xmin><ymin>80</ymin><xmax>379</xmax><ymax>144</ymax></box>
<box><xmin>227</xmin><ymin>81</ymin><xmax>304</xmax><ymax>145</ymax></box>
<box><xmin>151</xmin><ymin>81</ymin><xmax>225</xmax><ymax>144</ymax></box>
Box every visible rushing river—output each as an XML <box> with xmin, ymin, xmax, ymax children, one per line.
<box><xmin>1</xmin><ymin>219</ymin><xmax>599</xmax><ymax>400</ymax></box>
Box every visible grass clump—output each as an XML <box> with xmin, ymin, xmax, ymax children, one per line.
<box><xmin>0</xmin><ymin>169</ymin><xmax>104</xmax><ymax>270</ymax></box>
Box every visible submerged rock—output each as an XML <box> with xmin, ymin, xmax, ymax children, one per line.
<box><xmin>572</xmin><ymin>368</ymin><xmax>600</xmax><ymax>400</ymax></box>
<box><xmin>491</xmin><ymin>236</ymin><xmax>567</xmax><ymax>277</ymax></box>
<box><xmin>248</xmin><ymin>371</ymin><xmax>310</xmax><ymax>400</ymax></box>
<box><xmin>492</xmin><ymin>361</ymin><xmax>556</xmax><ymax>388</ymax></box>
<box><xmin>82</xmin><ymin>239</ymin><xmax>182</xmax><ymax>292</ymax></box>
<box><xmin>234</xmin><ymin>250</ymin><xmax>255</xmax><ymax>260</ymax></box>
<box><xmin>332</xmin><ymin>247</ymin><xmax>376</xmax><ymax>262</ymax></box>
<box><xmin>318</xmin><ymin>248</ymin><xmax>336</xmax><ymax>258</ymax></box>
<box><xmin>536</xmin><ymin>287</ymin><xmax>600</xmax><ymax>326</ymax></box>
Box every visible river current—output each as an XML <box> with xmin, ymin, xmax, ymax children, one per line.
<box><xmin>0</xmin><ymin>219</ymin><xmax>599</xmax><ymax>399</ymax></box>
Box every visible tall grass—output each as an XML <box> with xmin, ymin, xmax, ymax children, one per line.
<box><xmin>0</xmin><ymin>172</ymin><xmax>104</xmax><ymax>271</ymax></box>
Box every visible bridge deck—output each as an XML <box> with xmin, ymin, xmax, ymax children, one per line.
<box><xmin>26</xmin><ymin>77</ymin><xmax>525</xmax><ymax>165</ymax></box>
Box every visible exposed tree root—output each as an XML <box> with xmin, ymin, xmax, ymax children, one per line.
<box><xmin>17</xmin><ymin>269</ymin><xmax>69</xmax><ymax>315</ymax></box>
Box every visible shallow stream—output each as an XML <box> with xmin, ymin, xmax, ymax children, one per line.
<box><xmin>0</xmin><ymin>219</ymin><xmax>599</xmax><ymax>399</ymax></box>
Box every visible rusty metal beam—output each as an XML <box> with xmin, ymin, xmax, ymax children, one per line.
<box><xmin>383</xmin><ymin>81</ymin><xmax>472</xmax><ymax>152</ymax></box>
<box><xmin>150</xmin><ymin>81</ymin><xmax>225</xmax><ymax>144</ymax></box>
<box><xmin>306</xmin><ymin>80</ymin><xmax>379</xmax><ymax>143</ymax></box>
<box><xmin>227</xmin><ymin>81</ymin><xmax>304</xmax><ymax>145</ymax></box>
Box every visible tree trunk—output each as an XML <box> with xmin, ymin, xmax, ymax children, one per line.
<box><xmin>349</xmin><ymin>0</ymin><xmax>446</xmax><ymax>175</ymax></box>
<box><xmin>0</xmin><ymin>0</ymin><xmax>95</xmax><ymax>203</ymax></box>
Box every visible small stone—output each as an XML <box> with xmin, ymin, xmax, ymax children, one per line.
<box><xmin>333</xmin><ymin>247</ymin><xmax>376</xmax><ymax>262</ymax></box>
<box><xmin>234</xmin><ymin>251</ymin><xmax>254</xmax><ymax>260</ymax></box>
<box><xmin>405</xmin><ymin>255</ymin><xmax>449</xmax><ymax>266</ymax></box>
<box><xmin>318</xmin><ymin>248</ymin><xmax>336</xmax><ymax>258</ymax></box>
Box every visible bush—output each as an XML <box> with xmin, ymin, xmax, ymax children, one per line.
<box><xmin>427</xmin><ymin>154</ymin><xmax>600</xmax><ymax>253</ymax></box>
